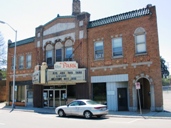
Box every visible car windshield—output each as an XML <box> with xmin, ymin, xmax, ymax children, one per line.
<box><xmin>86</xmin><ymin>100</ymin><xmax>99</xmax><ymax>105</ymax></box>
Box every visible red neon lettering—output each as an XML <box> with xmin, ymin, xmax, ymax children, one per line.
<box><xmin>60</xmin><ymin>62</ymin><xmax>76</xmax><ymax>68</ymax></box>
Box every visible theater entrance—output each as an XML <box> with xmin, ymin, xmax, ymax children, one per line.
<box><xmin>43</xmin><ymin>89</ymin><xmax>67</xmax><ymax>108</ymax></box>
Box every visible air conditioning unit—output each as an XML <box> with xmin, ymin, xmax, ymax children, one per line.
<box><xmin>96</xmin><ymin>54</ymin><xmax>104</xmax><ymax>59</ymax></box>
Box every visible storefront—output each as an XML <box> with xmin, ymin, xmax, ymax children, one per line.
<box><xmin>9</xmin><ymin>81</ymin><xmax>33</xmax><ymax>106</ymax></box>
<box><xmin>91</xmin><ymin>74</ymin><xmax>128</xmax><ymax>111</ymax></box>
<box><xmin>32</xmin><ymin>61</ymin><xmax>87</xmax><ymax>108</ymax></box>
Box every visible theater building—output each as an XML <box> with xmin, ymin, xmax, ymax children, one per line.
<box><xmin>6</xmin><ymin>0</ymin><xmax>163</xmax><ymax>111</ymax></box>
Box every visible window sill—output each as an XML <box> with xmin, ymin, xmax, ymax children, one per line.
<box><xmin>135</xmin><ymin>52</ymin><xmax>147</xmax><ymax>56</ymax></box>
<box><xmin>112</xmin><ymin>55</ymin><xmax>123</xmax><ymax>59</ymax></box>
<box><xmin>94</xmin><ymin>58</ymin><xmax>104</xmax><ymax>61</ymax></box>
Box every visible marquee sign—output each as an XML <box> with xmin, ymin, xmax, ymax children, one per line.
<box><xmin>32</xmin><ymin>61</ymin><xmax>86</xmax><ymax>85</ymax></box>
<box><xmin>32</xmin><ymin>71</ymin><xmax>40</xmax><ymax>84</ymax></box>
<box><xmin>47</xmin><ymin>69</ymin><xmax>86</xmax><ymax>84</ymax></box>
<box><xmin>54</xmin><ymin>61</ymin><xmax>78</xmax><ymax>70</ymax></box>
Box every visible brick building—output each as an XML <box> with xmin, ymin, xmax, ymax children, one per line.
<box><xmin>0</xmin><ymin>80</ymin><xmax>6</xmax><ymax>102</ymax></box>
<box><xmin>6</xmin><ymin>37</ymin><xmax>36</xmax><ymax>106</ymax></box>
<box><xmin>6</xmin><ymin>0</ymin><xmax>162</xmax><ymax>111</ymax></box>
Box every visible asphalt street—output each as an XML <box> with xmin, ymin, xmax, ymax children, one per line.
<box><xmin>0</xmin><ymin>110</ymin><xmax>171</xmax><ymax>128</ymax></box>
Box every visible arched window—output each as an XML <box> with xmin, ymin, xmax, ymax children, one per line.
<box><xmin>134</xmin><ymin>27</ymin><xmax>146</xmax><ymax>54</ymax></box>
<box><xmin>65</xmin><ymin>40</ymin><xmax>73</xmax><ymax>61</ymax></box>
<box><xmin>55</xmin><ymin>42</ymin><xmax>63</xmax><ymax>62</ymax></box>
<box><xmin>46</xmin><ymin>44</ymin><xmax>53</xmax><ymax>66</ymax></box>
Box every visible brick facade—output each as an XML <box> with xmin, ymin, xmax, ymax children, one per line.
<box><xmin>0</xmin><ymin>80</ymin><xmax>6</xmax><ymax>102</ymax></box>
<box><xmin>6</xmin><ymin>39</ymin><xmax>36</xmax><ymax>106</ymax></box>
<box><xmin>6</xmin><ymin>1</ymin><xmax>162</xmax><ymax>111</ymax></box>
<box><xmin>87</xmin><ymin>6</ymin><xmax>162</xmax><ymax>111</ymax></box>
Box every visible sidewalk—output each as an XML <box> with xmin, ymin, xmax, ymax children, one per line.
<box><xmin>1</xmin><ymin>89</ymin><xmax>171</xmax><ymax>119</ymax></box>
<box><xmin>1</xmin><ymin>102</ymin><xmax>171</xmax><ymax>119</ymax></box>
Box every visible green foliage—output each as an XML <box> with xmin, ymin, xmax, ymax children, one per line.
<box><xmin>161</xmin><ymin>56</ymin><xmax>170</xmax><ymax>78</ymax></box>
<box><xmin>162</xmin><ymin>78</ymin><xmax>170</xmax><ymax>86</ymax></box>
<box><xmin>0</xmin><ymin>70</ymin><xmax>6</xmax><ymax>80</ymax></box>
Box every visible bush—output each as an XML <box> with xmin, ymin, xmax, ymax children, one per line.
<box><xmin>162</xmin><ymin>78</ymin><xmax>170</xmax><ymax>86</ymax></box>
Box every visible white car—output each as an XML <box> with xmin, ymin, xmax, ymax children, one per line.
<box><xmin>55</xmin><ymin>99</ymin><xmax>108</xmax><ymax>119</ymax></box>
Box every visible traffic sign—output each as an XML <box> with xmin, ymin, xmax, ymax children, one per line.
<box><xmin>135</xmin><ymin>82</ymin><xmax>140</xmax><ymax>89</ymax></box>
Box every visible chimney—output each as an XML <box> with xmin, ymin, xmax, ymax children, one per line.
<box><xmin>72</xmin><ymin>0</ymin><xmax>81</xmax><ymax>15</ymax></box>
<box><xmin>146</xmin><ymin>4</ymin><xmax>152</xmax><ymax>8</ymax></box>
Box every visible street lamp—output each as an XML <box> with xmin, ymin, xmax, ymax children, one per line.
<box><xmin>0</xmin><ymin>20</ymin><xmax>17</xmax><ymax>109</ymax></box>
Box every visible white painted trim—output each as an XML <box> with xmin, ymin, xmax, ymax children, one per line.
<box><xmin>131</xmin><ymin>61</ymin><xmax>152</xmax><ymax>68</ymax></box>
<box><xmin>43</xmin><ymin>33</ymin><xmax>75</xmax><ymax>49</ymax></box>
<box><xmin>91</xmin><ymin>74</ymin><xmax>128</xmax><ymax>83</ymax></box>
<box><xmin>91</xmin><ymin>64</ymin><xmax>128</xmax><ymax>71</ymax></box>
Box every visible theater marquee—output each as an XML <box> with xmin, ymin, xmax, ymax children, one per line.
<box><xmin>47</xmin><ymin>69</ymin><xmax>86</xmax><ymax>84</ymax></box>
<box><xmin>32</xmin><ymin>61</ymin><xmax>86</xmax><ymax>85</ymax></box>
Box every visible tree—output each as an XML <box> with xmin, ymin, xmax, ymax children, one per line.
<box><xmin>0</xmin><ymin>31</ymin><xmax>7</xmax><ymax>69</ymax></box>
<box><xmin>161</xmin><ymin>56</ymin><xmax>170</xmax><ymax>78</ymax></box>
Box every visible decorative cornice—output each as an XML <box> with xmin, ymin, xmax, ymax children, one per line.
<box><xmin>88</xmin><ymin>7</ymin><xmax>151</xmax><ymax>28</ymax></box>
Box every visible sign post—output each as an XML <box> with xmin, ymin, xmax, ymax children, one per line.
<box><xmin>135</xmin><ymin>82</ymin><xmax>142</xmax><ymax>115</ymax></box>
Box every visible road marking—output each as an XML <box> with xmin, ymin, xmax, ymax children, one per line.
<box><xmin>0</xmin><ymin>122</ymin><xmax>5</xmax><ymax>125</ymax></box>
<box><xmin>127</xmin><ymin>119</ymin><xmax>143</xmax><ymax>123</ymax></box>
<box><xmin>108</xmin><ymin>118</ymin><xmax>143</xmax><ymax>124</ymax></box>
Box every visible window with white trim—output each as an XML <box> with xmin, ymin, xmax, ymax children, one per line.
<box><xmin>26</xmin><ymin>54</ymin><xmax>31</xmax><ymax>69</ymax></box>
<box><xmin>94</xmin><ymin>41</ymin><xmax>104</xmax><ymax>59</ymax></box>
<box><xmin>55</xmin><ymin>42</ymin><xmax>63</xmax><ymax>62</ymax></box>
<box><xmin>65</xmin><ymin>47</ymin><xmax>73</xmax><ymax>61</ymax></box>
<box><xmin>19</xmin><ymin>55</ymin><xmax>24</xmax><ymax>69</ymax></box>
<box><xmin>56</xmin><ymin>49</ymin><xmax>62</xmax><ymax>62</ymax></box>
<box><xmin>134</xmin><ymin>27</ymin><xmax>146</xmax><ymax>54</ymax></box>
<box><xmin>46</xmin><ymin>50</ymin><xmax>53</xmax><ymax>66</ymax></box>
<box><xmin>112</xmin><ymin>37</ymin><xmax>123</xmax><ymax>57</ymax></box>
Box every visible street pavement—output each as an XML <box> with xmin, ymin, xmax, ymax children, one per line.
<box><xmin>0</xmin><ymin>89</ymin><xmax>171</xmax><ymax>119</ymax></box>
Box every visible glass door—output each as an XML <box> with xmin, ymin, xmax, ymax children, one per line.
<box><xmin>55</xmin><ymin>89</ymin><xmax>67</xmax><ymax>107</ymax></box>
<box><xmin>43</xmin><ymin>90</ymin><xmax>54</xmax><ymax>107</ymax></box>
<box><xmin>43</xmin><ymin>90</ymin><xmax>48</xmax><ymax>107</ymax></box>
<box><xmin>44</xmin><ymin>89</ymin><xmax>67</xmax><ymax>107</ymax></box>
<box><xmin>61</xmin><ymin>90</ymin><xmax>67</xmax><ymax>106</ymax></box>
<box><xmin>49</xmin><ymin>90</ymin><xmax>53</xmax><ymax>107</ymax></box>
<box><xmin>55</xmin><ymin>90</ymin><xmax>60</xmax><ymax>107</ymax></box>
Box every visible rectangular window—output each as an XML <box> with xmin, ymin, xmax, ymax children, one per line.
<box><xmin>10</xmin><ymin>85</ymin><xmax>25</xmax><ymax>102</ymax></box>
<box><xmin>93</xmin><ymin>83</ymin><xmax>106</xmax><ymax>104</ymax></box>
<box><xmin>56</xmin><ymin>49</ymin><xmax>62</xmax><ymax>62</ymax></box>
<box><xmin>26</xmin><ymin>54</ymin><xmax>31</xmax><ymax>69</ymax></box>
<box><xmin>11</xmin><ymin>56</ymin><xmax>17</xmax><ymax>70</ymax></box>
<box><xmin>46</xmin><ymin>50</ymin><xmax>53</xmax><ymax>66</ymax></box>
<box><xmin>19</xmin><ymin>56</ymin><xmax>24</xmax><ymax>69</ymax></box>
<box><xmin>94</xmin><ymin>41</ymin><xmax>104</xmax><ymax>59</ymax></box>
<box><xmin>112</xmin><ymin>37</ymin><xmax>123</xmax><ymax>57</ymax></box>
<box><xmin>65</xmin><ymin>47</ymin><xmax>72</xmax><ymax>61</ymax></box>
<box><xmin>136</xmin><ymin>35</ymin><xmax>146</xmax><ymax>54</ymax></box>
<box><xmin>11</xmin><ymin>57</ymin><xmax>14</xmax><ymax>70</ymax></box>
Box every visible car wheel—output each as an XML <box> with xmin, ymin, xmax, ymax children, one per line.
<box><xmin>84</xmin><ymin>111</ymin><xmax>92</xmax><ymax>119</ymax></box>
<box><xmin>58</xmin><ymin>109</ymin><xmax>65</xmax><ymax>117</ymax></box>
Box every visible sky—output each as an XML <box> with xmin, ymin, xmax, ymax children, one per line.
<box><xmin>0</xmin><ymin>0</ymin><xmax>170</xmax><ymax>72</ymax></box>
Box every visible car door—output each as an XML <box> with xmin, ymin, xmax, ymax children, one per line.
<box><xmin>77</xmin><ymin>101</ymin><xmax>86</xmax><ymax>115</ymax></box>
<box><xmin>67</xmin><ymin>101</ymin><xmax>79</xmax><ymax>115</ymax></box>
